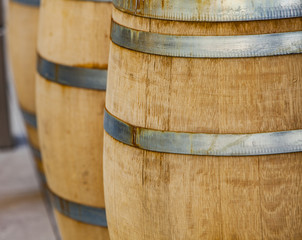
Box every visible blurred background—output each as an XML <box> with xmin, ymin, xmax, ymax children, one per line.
<box><xmin>0</xmin><ymin>0</ymin><xmax>56</xmax><ymax>239</ymax></box>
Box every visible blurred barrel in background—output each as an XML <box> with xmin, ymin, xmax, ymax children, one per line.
<box><xmin>7</xmin><ymin>0</ymin><xmax>61</xmax><ymax>239</ymax></box>
<box><xmin>7</xmin><ymin>0</ymin><xmax>41</xmax><ymax>174</ymax></box>
<box><xmin>36</xmin><ymin>0</ymin><xmax>111</xmax><ymax>239</ymax></box>
<box><xmin>104</xmin><ymin>1</ymin><xmax>302</xmax><ymax>239</ymax></box>
<box><xmin>7</xmin><ymin>0</ymin><xmax>47</xmax><ymax>188</ymax></box>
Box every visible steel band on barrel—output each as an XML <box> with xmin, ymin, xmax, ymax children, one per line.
<box><xmin>12</xmin><ymin>0</ymin><xmax>40</xmax><ymax>6</ymax></box>
<box><xmin>20</xmin><ymin>108</ymin><xmax>37</xmax><ymax>129</ymax></box>
<box><xmin>28</xmin><ymin>145</ymin><xmax>46</xmax><ymax>183</ymax></box>
<box><xmin>49</xmin><ymin>190</ymin><xmax>107</xmax><ymax>227</ymax></box>
<box><xmin>104</xmin><ymin>109</ymin><xmax>302</xmax><ymax>156</ymax></box>
<box><xmin>111</xmin><ymin>21</ymin><xmax>302</xmax><ymax>58</ymax></box>
<box><xmin>37</xmin><ymin>55</ymin><xmax>107</xmax><ymax>91</ymax></box>
<box><xmin>32</xmin><ymin>149</ymin><xmax>44</xmax><ymax>176</ymax></box>
<box><xmin>113</xmin><ymin>0</ymin><xmax>302</xmax><ymax>22</ymax></box>
<box><xmin>36</xmin><ymin>170</ymin><xmax>46</xmax><ymax>184</ymax></box>
<box><xmin>30</xmin><ymin>145</ymin><xmax>42</xmax><ymax>160</ymax></box>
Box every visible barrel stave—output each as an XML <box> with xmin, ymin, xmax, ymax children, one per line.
<box><xmin>37</xmin><ymin>0</ymin><xmax>111</xmax><ymax>239</ymax></box>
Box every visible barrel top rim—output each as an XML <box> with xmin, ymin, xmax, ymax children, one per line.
<box><xmin>112</xmin><ymin>0</ymin><xmax>302</xmax><ymax>22</ymax></box>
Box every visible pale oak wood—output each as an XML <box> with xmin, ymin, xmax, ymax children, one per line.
<box><xmin>104</xmin><ymin>9</ymin><xmax>302</xmax><ymax>240</ymax></box>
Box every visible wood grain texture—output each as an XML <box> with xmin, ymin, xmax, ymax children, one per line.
<box><xmin>37</xmin><ymin>74</ymin><xmax>106</xmax><ymax>206</ymax></box>
<box><xmin>260</xmin><ymin>153</ymin><xmax>302</xmax><ymax>240</ymax></box>
<box><xmin>36</xmin><ymin>0</ymin><xmax>111</xmax><ymax>239</ymax></box>
<box><xmin>38</xmin><ymin>0</ymin><xmax>111</xmax><ymax>68</ymax></box>
<box><xmin>104</xmin><ymin>9</ymin><xmax>302</xmax><ymax>240</ymax></box>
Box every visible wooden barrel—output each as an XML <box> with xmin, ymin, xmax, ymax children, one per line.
<box><xmin>36</xmin><ymin>0</ymin><xmax>111</xmax><ymax>239</ymax></box>
<box><xmin>7</xmin><ymin>0</ymin><xmax>47</xmax><ymax>186</ymax></box>
<box><xmin>104</xmin><ymin>1</ymin><xmax>302</xmax><ymax>239</ymax></box>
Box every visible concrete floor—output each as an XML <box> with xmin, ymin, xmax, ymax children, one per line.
<box><xmin>0</xmin><ymin>145</ymin><xmax>57</xmax><ymax>240</ymax></box>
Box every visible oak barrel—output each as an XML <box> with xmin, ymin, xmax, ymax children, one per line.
<box><xmin>104</xmin><ymin>1</ymin><xmax>302</xmax><ymax>239</ymax></box>
<box><xmin>36</xmin><ymin>0</ymin><xmax>111</xmax><ymax>239</ymax></box>
<box><xmin>7</xmin><ymin>0</ymin><xmax>40</xmax><ymax>157</ymax></box>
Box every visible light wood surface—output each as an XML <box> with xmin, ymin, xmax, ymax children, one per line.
<box><xmin>36</xmin><ymin>0</ymin><xmax>111</xmax><ymax>239</ymax></box>
<box><xmin>104</xmin><ymin>8</ymin><xmax>302</xmax><ymax>240</ymax></box>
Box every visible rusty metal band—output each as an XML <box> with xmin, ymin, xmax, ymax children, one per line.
<box><xmin>111</xmin><ymin>22</ymin><xmax>302</xmax><ymax>58</ymax></box>
<box><xmin>12</xmin><ymin>0</ymin><xmax>40</xmax><ymax>6</ymax></box>
<box><xmin>20</xmin><ymin>108</ymin><xmax>37</xmax><ymax>129</ymax></box>
<box><xmin>104</xmin><ymin>109</ymin><xmax>302</xmax><ymax>156</ymax></box>
<box><xmin>37</xmin><ymin>54</ymin><xmax>107</xmax><ymax>90</ymax></box>
<box><xmin>49</xmin><ymin>190</ymin><xmax>107</xmax><ymax>227</ymax></box>
<box><xmin>113</xmin><ymin>0</ymin><xmax>302</xmax><ymax>22</ymax></box>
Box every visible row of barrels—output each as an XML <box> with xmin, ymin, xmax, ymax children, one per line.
<box><xmin>7</xmin><ymin>0</ymin><xmax>302</xmax><ymax>239</ymax></box>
